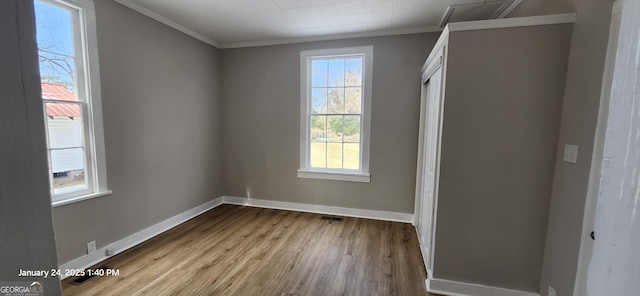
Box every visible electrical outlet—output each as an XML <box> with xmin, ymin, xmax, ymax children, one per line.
<box><xmin>87</xmin><ymin>241</ymin><xmax>97</xmax><ymax>254</ymax></box>
<box><xmin>548</xmin><ymin>285</ymin><xmax>556</xmax><ymax>296</ymax></box>
<box><xmin>563</xmin><ymin>144</ymin><xmax>578</xmax><ymax>163</ymax></box>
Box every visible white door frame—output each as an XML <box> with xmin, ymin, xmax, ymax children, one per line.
<box><xmin>414</xmin><ymin>48</ymin><xmax>446</xmax><ymax>277</ymax></box>
<box><xmin>573</xmin><ymin>1</ymin><xmax>622</xmax><ymax>295</ymax></box>
<box><xmin>585</xmin><ymin>0</ymin><xmax>640</xmax><ymax>293</ymax></box>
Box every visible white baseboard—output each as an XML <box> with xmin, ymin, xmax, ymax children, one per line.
<box><xmin>427</xmin><ymin>278</ymin><xmax>541</xmax><ymax>296</ymax></box>
<box><xmin>58</xmin><ymin>195</ymin><xmax>413</xmax><ymax>280</ymax></box>
<box><xmin>58</xmin><ymin>196</ymin><xmax>225</xmax><ymax>279</ymax></box>
<box><xmin>222</xmin><ymin>196</ymin><xmax>413</xmax><ymax>223</ymax></box>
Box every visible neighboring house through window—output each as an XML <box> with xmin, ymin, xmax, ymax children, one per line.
<box><xmin>35</xmin><ymin>0</ymin><xmax>110</xmax><ymax>206</ymax></box>
<box><xmin>298</xmin><ymin>46</ymin><xmax>373</xmax><ymax>183</ymax></box>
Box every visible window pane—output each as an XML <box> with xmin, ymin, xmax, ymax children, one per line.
<box><xmin>310</xmin><ymin>142</ymin><xmax>327</xmax><ymax>168</ymax></box>
<box><xmin>343</xmin><ymin>143</ymin><xmax>360</xmax><ymax>170</ymax></box>
<box><xmin>345</xmin><ymin>87</ymin><xmax>362</xmax><ymax>114</ymax></box>
<box><xmin>343</xmin><ymin>116</ymin><xmax>360</xmax><ymax>143</ymax></box>
<box><xmin>327</xmin><ymin>88</ymin><xmax>345</xmax><ymax>114</ymax></box>
<box><xmin>311</xmin><ymin>88</ymin><xmax>327</xmax><ymax>114</ymax></box>
<box><xmin>327</xmin><ymin>143</ymin><xmax>343</xmax><ymax>169</ymax></box>
<box><xmin>310</xmin><ymin>115</ymin><xmax>327</xmax><ymax>141</ymax></box>
<box><xmin>45</xmin><ymin>102</ymin><xmax>83</xmax><ymax>148</ymax></box>
<box><xmin>38</xmin><ymin>52</ymin><xmax>77</xmax><ymax>92</ymax></box>
<box><xmin>41</xmin><ymin>80</ymin><xmax>79</xmax><ymax>103</ymax></box>
<box><xmin>327</xmin><ymin>115</ymin><xmax>343</xmax><ymax>142</ymax></box>
<box><xmin>50</xmin><ymin>148</ymin><xmax>87</xmax><ymax>194</ymax></box>
<box><xmin>35</xmin><ymin>0</ymin><xmax>78</xmax><ymax>90</ymax></box>
<box><xmin>328</xmin><ymin>59</ymin><xmax>345</xmax><ymax>87</ymax></box>
<box><xmin>345</xmin><ymin>58</ymin><xmax>363</xmax><ymax>86</ymax></box>
<box><xmin>311</xmin><ymin>59</ymin><xmax>328</xmax><ymax>87</ymax></box>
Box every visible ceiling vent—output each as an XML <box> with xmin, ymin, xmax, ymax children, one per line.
<box><xmin>439</xmin><ymin>0</ymin><xmax>523</xmax><ymax>27</ymax></box>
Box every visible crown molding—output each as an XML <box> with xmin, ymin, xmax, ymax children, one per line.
<box><xmin>113</xmin><ymin>0</ymin><xmax>221</xmax><ymax>48</ymax></box>
<box><xmin>219</xmin><ymin>26</ymin><xmax>443</xmax><ymax>49</ymax></box>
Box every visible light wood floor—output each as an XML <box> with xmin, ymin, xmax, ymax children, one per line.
<box><xmin>62</xmin><ymin>204</ymin><xmax>437</xmax><ymax>296</ymax></box>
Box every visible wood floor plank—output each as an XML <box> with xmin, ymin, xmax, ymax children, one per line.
<box><xmin>61</xmin><ymin>204</ymin><xmax>439</xmax><ymax>296</ymax></box>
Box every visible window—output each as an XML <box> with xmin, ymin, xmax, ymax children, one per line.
<box><xmin>298</xmin><ymin>46</ymin><xmax>373</xmax><ymax>183</ymax></box>
<box><xmin>35</xmin><ymin>0</ymin><xmax>110</xmax><ymax>206</ymax></box>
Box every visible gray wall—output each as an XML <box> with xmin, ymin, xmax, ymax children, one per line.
<box><xmin>433</xmin><ymin>25</ymin><xmax>573</xmax><ymax>291</ymax></box>
<box><xmin>52</xmin><ymin>0</ymin><xmax>223</xmax><ymax>264</ymax></box>
<box><xmin>220</xmin><ymin>34</ymin><xmax>439</xmax><ymax>214</ymax></box>
<box><xmin>535</xmin><ymin>0</ymin><xmax>615</xmax><ymax>295</ymax></box>
<box><xmin>0</xmin><ymin>1</ymin><xmax>61</xmax><ymax>294</ymax></box>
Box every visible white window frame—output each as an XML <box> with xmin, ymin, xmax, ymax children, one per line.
<box><xmin>298</xmin><ymin>46</ymin><xmax>373</xmax><ymax>183</ymax></box>
<box><xmin>36</xmin><ymin>0</ymin><xmax>111</xmax><ymax>207</ymax></box>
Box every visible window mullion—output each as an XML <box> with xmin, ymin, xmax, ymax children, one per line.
<box><xmin>341</xmin><ymin>115</ymin><xmax>345</xmax><ymax>169</ymax></box>
<box><xmin>324</xmin><ymin>115</ymin><xmax>328</xmax><ymax>168</ymax></box>
<box><xmin>325</xmin><ymin>60</ymin><xmax>329</xmax><ymax>169</ymax></box>
<box><xmin>43</xmin><ymin>98</ymin><xmax>86</xmax><ymax>105</ymax></box>
<box><xmin>49</xmin><ymin>146</ymin><xmax>84</xmax><ymax>151</ymax></box>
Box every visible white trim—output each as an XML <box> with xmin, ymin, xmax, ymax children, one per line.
<box><xmin>113</xmin><ymin>0</ymin><xmax>220</xmax><ymax>48</ymax></box>
<box><xmin>82</xmin><ymin>0</ymin><xmax>109</xmax><ymax>198</ymax></box>
<box><xmin>52</xmin><ymin>190</ymin><xmax>112</xmax><ymax>207</ymax></box>
<box><xmin>415</xmin><ymin>53</ymin><xmax>446</xmax><ymax>276</ymax></box>
<box><xmin>299</xmin><ymin>46</ymin><xmax>373</xmax><ymax>182</ymax></box>
<box><xmin>422</xmin><ymin>27</ymin><xmax>450</xmax><ymax>72</ymax></box>
<box><xmin>427</xmin><ymin>278</ymin><xmax>541</xmax><ymax>296</ymax></box>
<box><xmin>447</xmin><ymin>13</ymin><xmax>576</xmax><ymax>32</ymax></box>
<box><xmin>573</xmin><ymin>2</ymin><xmax>622</xmax><ymax>295</ymax></box>
<box><xmin>223</xmin><ymin>196</ymin><xmax>413</xmax><ymax>223</ymax></box>
<box><xmin>422</xmin><ymin>56</ymin><xmax>443</xmax><ymax>83</ymax></box>
<box><xmin>220</xmin><ymin>26</ymin><xmax>442</xmax><ymax>49</ymax></box>
<box><xmin>612</xmin><ymin>0</ymin><xmax>623</xmax><ymax>15</ymax></box>
<box><xmin>40</xmin><ymin>0</ymin><xmax>110</xmax><ymax>205</ymax></box>
<box><xmin>57</xmin><ymin>196</ymin><xmax>225</xmax><ymax>279</ymax></box>
<box><xmin>59</xmin><ymin>0</ymin><xmax>94</xmax><ymax>9</ymax></box>
<box><xmin>297</xmin><ymin>170</ymin><xmax>370</xmax><ymax>183</ymax></box>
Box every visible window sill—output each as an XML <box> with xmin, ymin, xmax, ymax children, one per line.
<box><xmin>297</xmin><ymin>170</ymin><xmax>371</xmax><ymax>183</ymax></box>
<box><xmin>52</xmin><ymin>190</ymin><xmax>112</xmax><ymax>208</ymax></box>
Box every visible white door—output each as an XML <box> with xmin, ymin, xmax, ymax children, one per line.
<box><xmin>420</xmin><ymin>65</ymin><xmax>443</xmax><ymax>271</ymax></box>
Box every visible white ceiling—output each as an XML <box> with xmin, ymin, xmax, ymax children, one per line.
<box><xmin>115</xmin><ymin>0</ymin><xmax>517</xmax><ymax>48</ymax></box>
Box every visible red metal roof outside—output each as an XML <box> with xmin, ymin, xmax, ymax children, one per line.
<box><xmin>42</xmin><ymin>82</ymin><xmax>80</xmax><ymax>118</ymax></box>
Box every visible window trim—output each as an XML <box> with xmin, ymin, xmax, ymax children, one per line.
<box><xmin>37</xmin><ymin>0</ymin><xmax>110</xmax><ymax>207</ymax></box>
<box><xmin>298</xmin><ymin>46</ymin><xmax>373</xmax><ymax>183</ymax></box>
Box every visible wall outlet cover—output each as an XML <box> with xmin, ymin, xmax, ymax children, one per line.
<box><xmin>87</xmin><ymin>241</ymin><xmax>97</xmax><ymax>254</ymax></box>
<box><xmin>563</xmin><ymin>144</ymin><xmax>579</xmax><ymax>163</ymax></box>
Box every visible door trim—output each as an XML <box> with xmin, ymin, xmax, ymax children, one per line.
<box><xmin>573</xmin><ymin>2</ymin><xmax>622</xmax><ymax>295</ymax></box>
